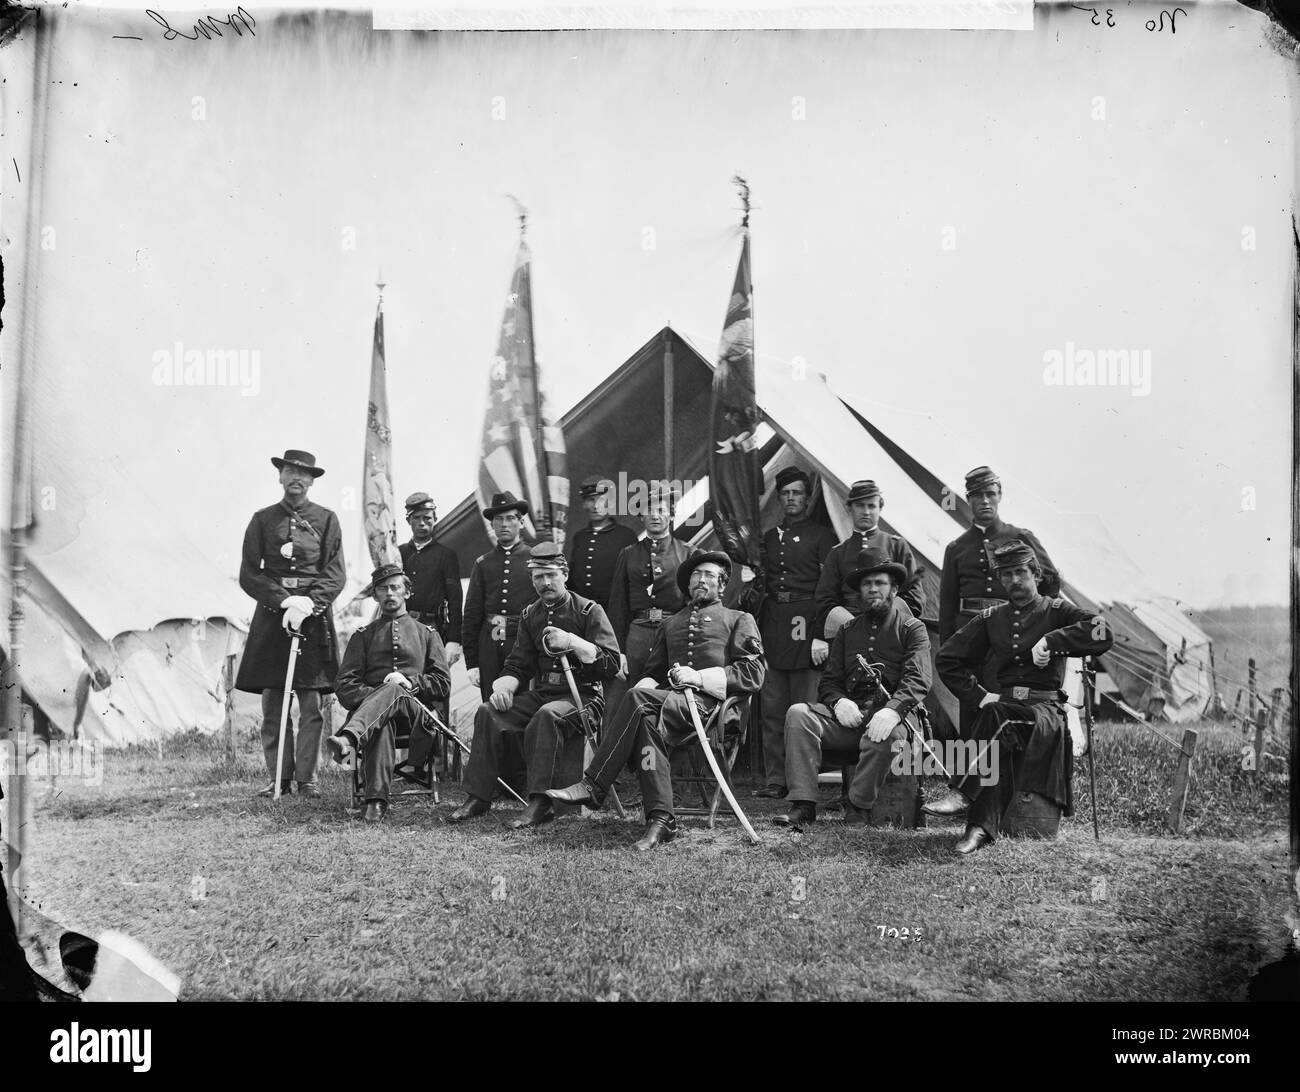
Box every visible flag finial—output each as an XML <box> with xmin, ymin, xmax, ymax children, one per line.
<box><xmin>506</xmin><ymin>194</ymin><xmax>528</xmax><ymax>238</ymax></box>
<box><xmin>376</xmin><ymin>266</ymin><xmax>386</xmax><ymax>301</ymax></box>
<box><xmin>733</xmin><ymin>174</ymin><xmax>751</xmax><ymax>229</ymax></box>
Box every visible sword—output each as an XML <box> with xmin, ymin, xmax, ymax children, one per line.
<box><xmin>406</xmin><ymin>693</ymin><xmax>528</xmax><ymax>807</ymax></box>
<box><xmin>1082</xmin><ymin>658</ymin><xmax>1101</xmax><ymax>841</ymax></box>
<box><xmin>555</xmin><ymin>650</ymin><xmax>628</xmax><ymax>820</ymax></box>
<box><xmin>677</xmin><ymin>673</ymin><xmax>760</xmax><ymax>845</ymax></box>
<box><xmin>853</xmin><ymin>655</ymin><xmax>953</xmax><ymax>780</ymax></box>
<box><xmin>272</xmin><ymin>629</ymin><xmax>301</xmax><ymax>801</ymax></box>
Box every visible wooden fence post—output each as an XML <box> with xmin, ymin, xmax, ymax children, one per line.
<box><xmin>1164</xmin><ymin>727</ymin><xmax>1198</xmax><ymax>834</ymax></box>
<box><xmin>222</xmin><ymin>654</ymin><xmax>237</xmax><ymax>766</ymax></box>
<box><xmin>1253</xmin><ymin>705</ymin><xmax>1269</xmax><ymax>773</ymax></box>
<box><xmin>1231</xmin><ymin>688</ymin><xmax>1243</xmax><ymax>733</ymax></box>
<box><xmin>1248</xmin><ymin>658</ymin><xmax>1257</xmax><ymax>718</ymax></box>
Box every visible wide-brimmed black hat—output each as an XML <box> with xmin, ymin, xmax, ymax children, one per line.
<box><xmin>964</xmin><ymin>465</ymin><xmax>1001</xmax><ymax>495</ymax></box>
<box><xmin>846</xmin><ymin>479</ymin><xmax>882</xmax><ymax>504</ymax></box>
<box><xmin>774</xmin><ymin>466</ymin><xmax>811</xmax><ymax>492</ymax></box>
<box><xmin>482</xmin><ymin>491</ymin><xmax>530</xmax><ymax>519</ymax></box>
<box><xmin>676</xmin><ymin>550</ymin><xmax>732</xmax><ymax>596</ymax></box>
<box><xmin>271</xmin><ymin>449</ymin><xmax>325</xmax><ymax>478</ymax></box>
<box><xmin>991</xmin><ymin>540</ymin><xmax>1036</xmax><ymax>571</ymax></box>
<box><xmin>404</xmin><ymin>492</ymin><xmax>437</xmax><ymax>515</ymax></box>
<box><xmin>847</xmin><ymin>548</ymin><xmax>908</xmax><ymax>588</ymax></box>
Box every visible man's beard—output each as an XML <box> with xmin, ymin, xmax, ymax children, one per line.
<box><xmin>692</xmin><ymin>587</ymin><xmax>720</xmax><ymax>605</ymax></box>
<box><xmin>863</xmin><ymin>595</ymin><xmax>893</xmax><ymax>618</ymax></box>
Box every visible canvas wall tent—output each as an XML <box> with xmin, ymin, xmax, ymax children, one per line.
<box><xmin>435</xmin><ymin>325</ymin><xmax>1214</xmax><ymax>734</ymax></box>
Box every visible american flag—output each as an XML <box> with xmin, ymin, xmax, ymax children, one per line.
<box><xmin>710</xmin><ymin>230</ymin><xmax>763</xmax><ymax>575</ymax></box>
<box><xmin>476</xmin><ymin>239</ymin><xmax>569</xmax><ymax>544</ymax></box>
<box><xmin>363</xmin><ymin>299</ymin><xmax>402</xmax><ymax>568</ymax></box>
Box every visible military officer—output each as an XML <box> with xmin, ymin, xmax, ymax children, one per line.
<box><xmin>399</xmin><ymin>492</ymin><xmax>463</xmax><ymax>665</ymax></box>
<box><xmin>814</xmin><ymin>479</ymin><xmax>925</xmax><ymax>641</ymax></box>
<box><xmin>753</xmin><ymin>466</ymin><xmax>838</xmax><ymax>799</ymax></box>
<box><xmin>938</xmin><ymin>466</ymin><xmax>1061</xmax><ymax>738</ymax></box>
<box><xmin>546</xmin><ymin>552</ymin><xmax>766</xmax><ymax>851</ymax></box>
<box><xmin>449</xmin><ymin>543</ymin><xmax>621</xmax><ymax>828</ymax></box>
<box><xmin>926</xmin><ymin>541</ymin><xmax>1112</xmax><ymax>853</ymax></box>
<box><xmin>566</xmin><ymin>475</ymin><xmax>638</xmax><ymax>608</ymax></box>
<box><xmin>777</xmin><ymin>550</ymin><xmax>932</xmax><ymax>830</ymax></box>
<box><xmin>235</xmin><ymin>449</ymin><xmax>346</xmax><ymax>799</ymax></box>
<box><xmin>462</xmin><ymin>491</ymin><xmax>538</xmax><ymax>701</ymax></box>
<box><xmin>604</xmin><ymin>485</ymin><xmax>700</xmax><ymax>721</ymax></box>
<box><xmin>325</xmin><ymin>565</ymin><xmax>452</xmax><ymax>822</ymax></box>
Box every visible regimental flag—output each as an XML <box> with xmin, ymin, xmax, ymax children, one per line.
<box><xmin>363</xmin><ymin>299</ymin><xmax>401</xmax><ymax>569</ymax></box>
<box><xmin>709</xmin><ymin>231</ymin><xmax>763</xmax><ymax>576</ymax></box>
<box><xmin>477</xmin><ymin>239</ymin><xmax>569</xmax><ymax>544</ymax></box>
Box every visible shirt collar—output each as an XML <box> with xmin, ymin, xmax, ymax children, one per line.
<box><xmin>378</xmin><ymin>607</ymin><xmax>410</xmax><ymax>621</ymax></box>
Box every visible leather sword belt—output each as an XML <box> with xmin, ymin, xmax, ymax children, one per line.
<box><xmin>280</xmin><ymin>577</ymin><xmax>310</xmax><ymax>590</ymax></box>
<box><xmin>539</xmin><ymin>671</ymin><xmax>568</xmax><ymax>687</ymax></box>
<box><xmin>960</xmin><ymin>597</ymin><xmax>1004</xmax><ymax>613</ymax></box>
<box><xmin>634</xmin><ymin>608</ymin><xmax>665</xmax><ymax>623</ymax></box>
<box><xmin>1004</xmin><ymin>687</ymin><xmax>1062</xmax><ymax>703</ymax></box>
<box><xmin>410</xmin><ymin>610</ymin><xmax>441</xmax><ymax>623</ymax></box>
<box><xmin>772</xmin><ymin>592</ymin><xmax>813</xmax><ymax>604</ymax></box>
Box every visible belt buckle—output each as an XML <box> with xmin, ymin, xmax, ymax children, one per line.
<box><xmin>647</xmin><ymin>608</ymin><xmax>663</xmax><ymax>623</ymax></box>
<box><xmin>281</xmin><ymin>577</ymin><xmax>300</xmax><ymax>589</ymax></box>
<box><xmin>1011</xmin><ymin>686</ymin><xmax>1029</xmax><ymax>700</ymax></box>
<box><xmin>776</xmin><ymin>591</ymin><xmax>791</xmax><ymax>604</ymax></box>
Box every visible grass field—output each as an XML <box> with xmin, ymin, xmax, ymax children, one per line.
<box><xmin>11</xmin><ymin>715</ymin><xmax>1292</xmax><ymax>1002</ymax></box>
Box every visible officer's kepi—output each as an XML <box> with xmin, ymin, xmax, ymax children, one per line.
<box><xmin>991</xmin><ymin>540</ymin><xmax>1035</xmax><ymax>570</ymax></box>
<box><xmin>527</xmin><ymin>542</ymin><xmax>568</xmax><ymax>573</ymax></box>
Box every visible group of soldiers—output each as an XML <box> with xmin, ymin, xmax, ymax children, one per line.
<box><xmin>237</xmin><ymin>451</ymin><xmax>1112</xmax><ymax>855</ymax></box>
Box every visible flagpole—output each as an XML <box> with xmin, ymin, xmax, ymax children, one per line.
<box><xmin>662</xmin><ymin>328</ymin><xmax>674</xmax><ymax>488</ymax></box>
<box><xmin>6</xmin><ymin>9</ymin><xmax>54</xmax><ymax>938</ymax></box>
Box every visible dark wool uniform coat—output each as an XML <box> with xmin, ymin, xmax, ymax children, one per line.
<box><xmin>334</xmin><ymin>611</ymin><xmax>452</xmax><ymax>715</ymax></box>
<box><xmin>759</xmin><ymin>517</ymin><xmax>838</xmax><ymax>671</ymax></box>
<box><xmin>235</xmin><ymin>499</ymin><xmax>346</xmax><ymax>692</ymax></box>
<box><xmin>606</xmin><ymin>536</ymin><xmax>699</xmax><ymax>649</ymax></box>
<box><xmin>936</xmin><ymin>595</ymin><xmax>1112</xmax><ymax>811</ymax></box>
<box><xmin>565</xmin><ymin>521</ymin><xmax>639</xmax><ymax>608</ymax></box>
<box><xmin>817</xmin><ymin>601</ymin><xmax>932</xmax><ymax>720</ymax></box>
<box><xmin>815</xmin><ymin>526</ymin><xmax>925</xmax><ymax>631</ymax></box>
<box><xmin>462</xmin><ymin>540</ymin><xmax>537</xmax><ymax>686</ymax></box>
<box><xmin>399</xmin><ymin>537</ymin><xmax>463</xmax><ymax>645</ymax></box>
<box><xmin>937</xmin><ymin>519</ymin><xmax>1060</xmax><ymax>643</ymax></box>
<box><xmin>500</xmin><ymin>592</ymin><xmax>622</xmax><ymax>700</ymax></box>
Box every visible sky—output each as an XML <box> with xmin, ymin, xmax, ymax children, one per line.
<box><xmin>2</xmin><ymin>0</ymin><xmax>1295</xmax><ymax>624</ymax></box>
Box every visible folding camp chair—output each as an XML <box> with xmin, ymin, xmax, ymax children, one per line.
<box><xmin>349</xmin><ymin>717</ymin><xmax>441</xmax><ymax>810</ymax></box>
<box><xmin>672</xmin><ymin>693</ymin><xmax>753</xmax><ymax>828</ymax></box>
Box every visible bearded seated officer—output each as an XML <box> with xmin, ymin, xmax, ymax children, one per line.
<box><xmin>324</xmin><ymin>565</ymin><xmax>452</xmax><ymax>822</ymax></box>
<box><xmin>546</xmin><ymin>552</ymin><xmax>766</xmax><ymax>851</ymax></box>
<box><xmin>777</xmin><ymin>549</ymin><xmax>931</xmax><ymax>832</ymax></box>
<box><xmin>448</xmin><ymin>542</ymin><xmax>621</xmax><ymax>829</ymax></box>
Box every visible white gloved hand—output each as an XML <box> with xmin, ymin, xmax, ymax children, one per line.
<box><xmin>834</xmin><ymin>697</ymin><xmax>864</xmax><ymax>729</ymax></box>
<box><xmin>383</xmin><ymin>671</ymin><xmax>411</xmax><ymax>689</ymax></box>
<box><xmin>467</xmin><ymin>667</ymin><xmax>480</xmax><ymax>687</ymax></box>
<box><xmin>541</xmin><ymin>626</ymin><xmax>571</xmax><ymax>654</ymax></box>
<box><xmin>668</xmin><ymin>664</ymin><xmax>702</xmax><ymax>690</ymax></box>
<box><xmin>1031</xmin><ymin>637</ymin><xmax>1052</xmax><ymax>667</ymax></box>
<box><xmin>489</xmin><ymin>677</ymin><xmax>517</xmax><ymax>711</ymax></box>
<box><xmin>979</xmin><ymin>692</ymin><xmax>1000</xmax><ymax>708</ymax></box>
<box><xmin>810</xmin><ymin>638</ymin><xmax>829</xmax><ymax>667</ymax></box>
<box><xmin>865</xmin><ymin>707</ymin><xmax>901</xmax><ymax>743</ymax></box>
<box><xmin>617</xmin><ymin>653</ymin><xmax>628</xmax><ymax>680</ymax></box>
<box><xmin>281</xmin><ymin>595</ymin><xmax>314</xmax><ymax>632</ymax></box>
<box><xmin>445</xmin><ymin>642</ymin><xmax>463</xmax><ymax>666</ymax></box>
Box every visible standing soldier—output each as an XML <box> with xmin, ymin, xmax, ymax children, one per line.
<box><xmin>752</xmin><ymin>466</ymin><xmax>837</xmax><ymax>799</ymax></box>
<box><xmin>566</xmin><ymin>475</ymin><xmax>638</xmax><ymax>609</ymax></box>
<box><xmin>604</xmin><ymin>485</ymin><xmax>700</xmax><ymax>720</ymax></box>
<box><xmin>399</xmin><ymin>492</ymin><xmax>463</xmax><ymax>666</ymax></box>
<box><xmin>462</xmin><ymin>491</ymin><xmax>537</xmax><ymax>702</ymax></box>
<box><xmin>815</xmin><ymin>480</ymin><xmax>925</xmax><ymax>640</ymax></box>
<box><xmin>938</xmin><ymin>466</ymin><xmax>1060</xmax><ymax>738</ymax></box>
<box><xmin>236</xmin><ymin>449</ymin><xmax>346</xmax><ymax>799</ymax></box>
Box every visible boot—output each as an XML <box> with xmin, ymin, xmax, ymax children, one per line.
<box><xmin>955</xmin><ymin>824</ymin><xmax>991</xmax><ymax>855</ymax></box>
<box><xmin>923</xmin><ymin>790</ymin><xmax>969</xmax><ymax>817</ymax></box>
<box><xmin>362</xmin><ymin>800</ymin><xmax>388</xmax><ymax>823</ymax></box>
<box><xmin>447</xmin><ymin>795</ymin><xmax>491</xmax><ymax>823</ymax></box>
<box><xmin>633</xmin><ymin>811</ymin><xmax>678</xmax><ymax>851</ymax></box>
<box><xmin>772</xmin><ymin>801</ymin><xmax>817</xmax><ymax>831</ymax></box>
<box><xmin>545</xmin><ymin>778</ymin><xmax>601</xmax><ymax>807</ymax></box>
<box><xmin>506</xmin><ymin>795</ymin><xmax>555</xmax><ymax>829</ymax></box>
<box><xmin>842</xmin><ymin>800</ymin><xmax>871</xmax><ymax>826</ymax></box>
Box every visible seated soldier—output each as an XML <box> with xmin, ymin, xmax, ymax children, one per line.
<box><xmin>325</xmin><ymin>564</ymin><xmax>452</xmax><ymax>822</ymax></box>
<box><xmin>927</xmin><ymin>540</ymin><xmax>1113</xmax><ymax>854</ymax></box>
<box><xmin>545</xmin><ymin>552</ymin><xmax>766</xmax><ymax>851</ymax></box>
<box><xmin>777</xmin><ymin>550</ymin><xmax>931</xmax><ymax>831</ymax></box>
<box><xmin>448</xmin><ymin>542</ymin><xmax>621</xmax><ymax>829</ymax></box>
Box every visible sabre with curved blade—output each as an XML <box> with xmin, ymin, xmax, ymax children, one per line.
<box><xmin>678</xmin><ymin>679</ymin><xmax>760</xmax><ymax>845</ymax></box>
<box><xmin>272</xmin><ymin>630</ymin><xmax>301</xmax><ymax>801</ymax></box>
<box><xmin>555</xmin><ymin>650</ymin><xmax>628</xmax><ymax>820</ymax></box>
<box><xmin>406</xmin><ymin>693</ymin><xmax>528</xmax><ymax>807</ymax></box>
